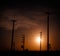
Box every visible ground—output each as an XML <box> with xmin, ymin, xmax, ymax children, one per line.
<box><xmin>0</xmin><ymin>51</ymin><xmax>60</xmax><ymax>56</ymax></box>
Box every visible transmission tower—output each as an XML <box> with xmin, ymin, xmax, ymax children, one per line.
<box><xmin>11</xmin><ymin>20</ymin><xmax>16</xmax><ymax>51</ymax></box>
<box><xmin>21</xmin><ymin>34</ymin><xmax>25</xmax><ymax>51</ymax></box>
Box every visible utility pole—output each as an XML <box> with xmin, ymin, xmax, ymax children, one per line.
<box><xmin>40</xmin><ymin>32</ymin><xmax>42</xmax><ymax>51</ymax></box>
<box><xmin>46</xmin><ymin>11</ymin><xmax>50</xmax><ymax>51</ymax></box>
<box><xmin>47</xmin><ymin>13</ymin><xmax>49</xmax><ymax>51</ymax></box>
<box><xmin>11</xmin><ymin>20</ymin><xmax>16</xmax><ymax>51</ymax></box>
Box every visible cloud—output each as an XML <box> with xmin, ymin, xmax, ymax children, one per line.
<box><xmin>0</xmin><ymin>8</ymin><xmax>48</xmax><ymax>30</ymax></box>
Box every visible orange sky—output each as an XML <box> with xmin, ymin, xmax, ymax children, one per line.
<box><xmin>0</xmin><ymin>3</ymin><xmax>60</xmax><ymax>51</ymax></box>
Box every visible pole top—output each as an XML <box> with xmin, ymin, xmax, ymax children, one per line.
<box><xmin>45</xmin><ymin>12</ymin><xmax>51</xmax><ymax>15</ymax></box>
<box><xmin>11</xmin><ymin>15</ymin><xmax>16</xmax><ymax>22</ymax></box>
<box><xmin>40</xmin><ymin>32</ymin><xmax>42</xmax><ymax>33</ymax></box>
<box><xmin>11</xmin><ymin>19</ymin><xmax>16</xmax><ymax>22</ymax></box>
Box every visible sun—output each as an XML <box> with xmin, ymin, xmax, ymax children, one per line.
<box><xmin>36</xmin><ymin>37</ymin><xmax>41</xmax><ymax>43</ymax></box>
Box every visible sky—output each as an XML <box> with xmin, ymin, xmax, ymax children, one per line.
<box><xmin>0</xmin><ymin>1</ymin><xmax>60</xmax><ymax>51</ymax></box>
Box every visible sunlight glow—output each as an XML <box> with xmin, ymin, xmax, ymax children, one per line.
<box><xmin>36</xmin><ymin>37</ymin><xmax>41</xmax><ymax>44</ymax></box>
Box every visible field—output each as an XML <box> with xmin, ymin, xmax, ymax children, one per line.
<box><xmin>0</xmin><ymin>51</ymin><xmax>60</xmax><ymax>56</ymax></box>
